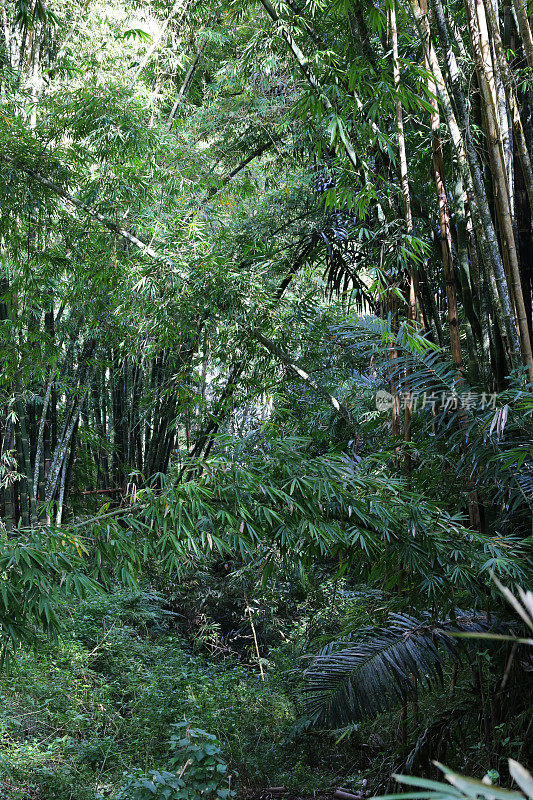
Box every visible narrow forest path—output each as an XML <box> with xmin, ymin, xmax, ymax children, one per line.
<box><xmin>244</xmin><ymin>789</ymin><xmax>364</xmax><ymax>800</ymax></box>
<box><xmin>245</xmin><ymin>793</ymin><xmax>336</xmax><ymax>800</ymax></box>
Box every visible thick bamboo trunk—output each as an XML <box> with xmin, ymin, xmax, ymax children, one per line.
<box><xmin>512</xmin><ymin>0</ymin><xmax>533</xmax><ymax>67</ymax></box>
<box><xmin>428</xmin><ymin>86</ymin><xmax>463</xmax><ymax>371</ymax></box>
<box><xmin>417</xmin><ymin>0</ymin><xmax>521</xmax><ymax>368</ymax></box>
<box><xmin>466</xmin><ymin>0</ymin><xmax>533</xmax><ymax>378</ymax></box>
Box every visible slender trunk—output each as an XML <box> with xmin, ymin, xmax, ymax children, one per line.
<box><xmin>251</xmin><ymin>329</ymin><xmax>356</xmax><ymax>428</ymax></box>
<box><xmin>0</xmin><ymin>0</ymin><xmax>11</xmax><ymax>70</ymax></box>
<box><xmin>390</xmin><ymin>294</ymin><xmax>402</xmax><ymax>440</ymax></box>
<box><xmin>348</xmin><ymin>7</ymin><xmax>381</xmax><ymax>70</ymax></box>
<box><xmin>391</xmin><ymin>0</ymin><xmax>416</xmax><ymax>478</ymax></box>
<box><xmin>168</xmin><ymin>39</ymin><xmax>207</xmax><ymax>124</ymax></box>
<box><xmin>15</xmin><ymin>420</ymin><xmax>29</xmax><ymax>527</ymax></box>
<box><xmin>515</xmin><ymin>141</ymin><xmax>533</xmax><ymax>341</ymax></box>
<box><xmin>55</xmin><ymin>453</ymin><xmax>68</xmax><ymax>526</ymax></box>
<box><xmin>33</xmin><ymin>377</ymin><xmax>53</xmax><ymax>500</ymax></box>
<box><xmin>427</xmin><ymin>73</ymin><xmax>464</xmax><ymax>371</ymax></box>
<box><xmin>391</xmin><ymin>2</ymin><xmax>416</xmax><ymax>313</ymax></box>
<box><xmin>245</xmin><ymin>591</ymin><xmax>265</xmax><ymax>681</ymax></box>
<box><xmin>453</xmin><ymin>175</ymin><xmax>488</xmax><ymax>375</ymax></box>
<box><xmin>130</xmin><ymin>0</ymin><xmax>190</xmax><ymax>89</ymax></box>
<box><xmin>257</xmin><ymin>0</ymin><xmax>360</xmax><ymax>171</ymax></box>
<box><xmin>490</xmin><ymin>2</ymin><xmax>514</xmax><ymax>212</ymax></box>
<box><xmin>45</xmin><ymin>391</ymin><xmax>88</xmax><ymax>504</ymax></box>
<box><xmin>112</xmin><ymin>355</ymin><xmax>125</xmax><ymax>486</ymax></box>
<box><xmin>0</xmin><ymin>156</ymin><xmax>180</xmax><ymax>273</ymax></box>
<box><xmin>202</xmin><ymin>141</ymin><xmax>274</xmax><ymax>202</ymax></box>
<box><xmin>185</xmin><ymin>362</ymin><xmax>244</xmax><ymax>470</ymax></box>
<box><xmin>57</xmin><ymin>419</ymin><xmax>78</xmax><ymax>525</ymax></box>
<box><xmin>428</xmin><ymin>120</ymin><xmax>484</xmax><ymax>528</ymax></box>
<box><xmin>101</xmin><ymin>371</ymin><xmax>109</xmax><ymax>484</ymax></box>
<box><xmin>419</xmin><ymin>260</ymin><xmax>445</xmax><ymax>345</ymax></box>
<box><xmin>2</xmin><ymin>419</ymin><xmax>14</xmax><ymax>533</ymax></box>
<box><xmin>16</xmin><ymin>399</ymin><xmax>37</xmax><ymax>525</ymax></box>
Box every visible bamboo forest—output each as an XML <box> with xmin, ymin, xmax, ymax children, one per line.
<box><xmin>1</xmin><ymin>0</ymin><xmax>533</xmax><ymax>797</ymax></box>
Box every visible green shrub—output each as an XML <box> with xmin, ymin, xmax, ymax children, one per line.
<box><xmin>117</xmin><ymin>723</ymin><xmax>235</xmax><ymax>800</ymax></box>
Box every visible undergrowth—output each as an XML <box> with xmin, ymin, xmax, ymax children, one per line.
<box><xmin>0</xmin><ymin>590</ymin><xmax>296</xmax><ymax>799</ymax></box>
<box><xmin>0</xmin><ymin>585</ymin><xmax>528</xmax><ymax>799</ymax></box>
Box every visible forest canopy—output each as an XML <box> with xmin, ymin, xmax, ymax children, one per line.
<box><xmin>0</xmin><ymin>0</ymin><xmax>532</xmax><ymax>797</ymax></box>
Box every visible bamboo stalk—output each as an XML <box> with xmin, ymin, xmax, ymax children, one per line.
<box><xmin>426</xmin><ymin>64</ymin><xmax>464</xmax><ymax>372</ymax></box>
<box><xmin>257</xmin><ymin>0</ymin><xmax>360</xmax><ymax>171</ymax></box>
<box><xmin>416</xmin><ymin>0</ymin><xmax>521</xmax><ymax>367</ymax></box>
<box><xmin>33</xmin><ymin>377</ymin><xmax>53</xmax><ymax>499</ymax></box>
<box><xmin>168</xmin><ymin>38</ymin><xmax>207</xmax><ymax>124</ymax></box>
<box><xmin>485</xmin><ymin>0</ymin><xmax>533</xmax><ymax>215</ymax></box>
<box><xmin>0</xmin><ymin>156</ymin><xmax>182</xmax><ymax>274</ymax></box>
<box><xmin>512</xmin><ymin>0</ymin><xmax>533</xmax><ymax>67</ymax></box>
<box><xmin>130</xmin><ymin>0</ymin><xmax>190</xmax><ymax>89</ymax></box>
<box><xmin>16</xmin><ymin>399</ymin><xmax>37</xmax><ymax>526</ymax></box>
<box><xmin>251</xmin><ymin>329</ymin><xmax>356</xmax><ymax>428</ymax></box>
<box><xmin>2</xmin><ymin>418</ymin><xmax>14</xmax><ymax>533</ymax></box>
<box><xmin>245</xmin><ymin>591</ymin><xmax>265</xmax><ymax>682</ymax></box>
<box><xmin>15</xmin><ymin>419</ymin><xmax>29</xmax><ymax>527</ymax></box>
<box><xmin>45</xmin><ymin>395</ymin><xmax>87</xmax><ymax>504</ymax></box>
<box><xmin>465</xmin><ymin>0</ymin><xmax>533</xmax><ymax>379</ymax></box>
<box><xmin>55</xmin><ymin>451</ymin><xmax>68</xmax><ymax>526</ymax></box>
<box><xmin>391</xmin><ymin>0</ymin><xmax>417</xmax><ymax>480</ymax></box>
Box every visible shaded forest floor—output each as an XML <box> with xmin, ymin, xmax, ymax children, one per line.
<box><xmin>0</xmin><ymin>589</ymin><xmax>372</xmax><ymax>800</ymax></box>
<box><xmin>244</xmin><ymin>793</ymin><xmax>337</xmax><ymax>799</ymax></box>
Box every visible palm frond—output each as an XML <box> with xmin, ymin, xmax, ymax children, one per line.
<box><xmin>302</xmin><ymin>612</ymin><xmax>499</xmax><ymax>727</ymax></box>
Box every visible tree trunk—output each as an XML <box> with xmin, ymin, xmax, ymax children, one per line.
<box><xmin>464</xmin><ymin>0</ymin><xmax>533</xmax><ymax>379</ymax></box>
<box><xmin>417</xmin><ymin>0</ymin><xmax>521</xmax><ymax>368</ymax></box>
